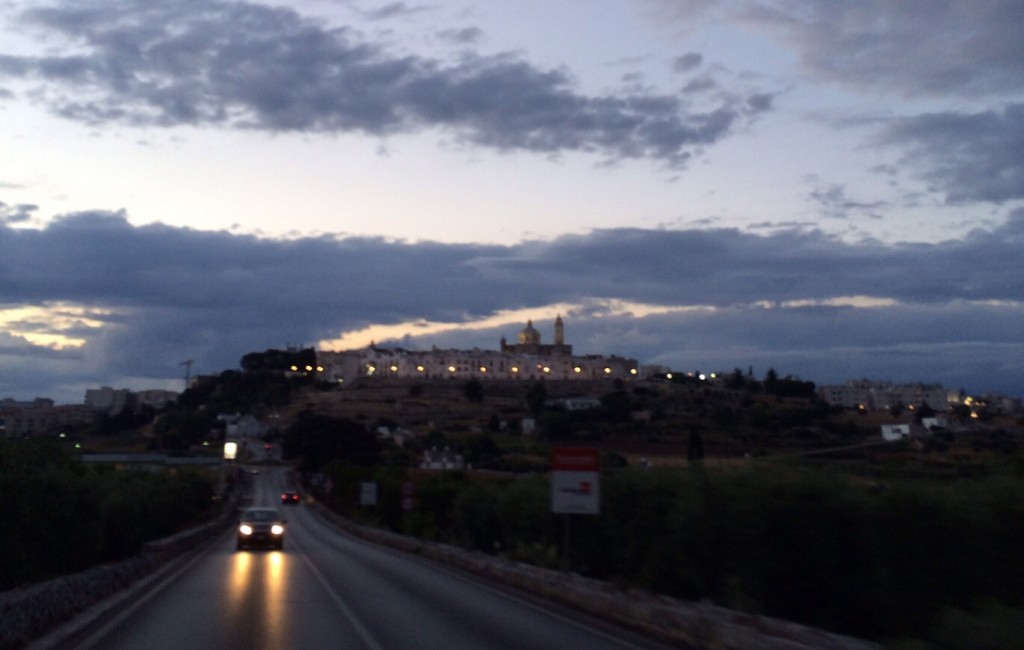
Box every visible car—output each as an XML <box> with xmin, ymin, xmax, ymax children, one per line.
<box><xmin>236</xmin><ymin>507</ymin><xmax>286</xmax><ymax>550</ymax></box>
<box><xmin>281</xmin><ymin>490</ymin><xmax>300</xmax><ymax>505</ymax></box>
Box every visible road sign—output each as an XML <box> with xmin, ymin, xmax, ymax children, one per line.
<box><xmin>360</xmin><ymin>482</ymin><xmax>378</xmax><ymax>506</ymax></box>
<box><xmin>551</xmin><ymin>447</ymin><xmax>600</xmax><ymax>514</ymax></box>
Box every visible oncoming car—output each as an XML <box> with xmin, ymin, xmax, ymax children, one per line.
<box><xmin>236</xmin><ymin>507</ymin><xmax>286</xmax><ymax>550</ymax></box>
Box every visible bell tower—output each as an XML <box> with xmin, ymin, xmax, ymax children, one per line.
<box><xmin>554</xmin><ymin>315</ymin><xmax>564</xmax><ymax>345</ymax></box>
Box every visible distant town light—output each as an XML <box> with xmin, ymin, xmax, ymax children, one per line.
<box><xmin>448</xmin><ymin>366</ymin><xmax>457</xmax><ymax>373</ymax></box>
<box><xmin>390</xmin><ymin>365</ymin><xmax>398</xmax><ymax>372</ymax></box>
<box><xmin>511</xmin><ymin>366</ymin><xmax>519</xmax><ymax>373</ymax></box>
<box><xmin>290</xmin><ymin>365</ymin><xmax>298</xmax><ymax>371</ymax></box>
<box><xmin>224</xmin><ymin>441</ymin><xmax>238</xmax><ymax>460</ymax></box>
<box><xmin>666</xmin><ymin>373</ymin><xmax>673</xmax><ymax>380</ymax></box>
<box><xmin>480</xmin><ymin>366</ymin><xmax>487</xmax><ymax>372</ymax></box>
<box><xmin>416</xmin><ymin>365</ymin><xmax>425</xmax><ymax>372</ymax></box>
<box><xmin>630</xmin><ymin>368</ymin><xmax>637</xmax><ymax>375</ymax></box>
<box><xmin>305</xmin><ymin>365</ymin><xmax>313</xmax><ymax>372</ymax></box>
<box><xmin>573</xmin><ymin>367</ymin><xmax>581</xmax><ymax>373</ymax></box>
<box><xmin>543</xmin><ymin>366</ymin><xmax>551</xmax><ymax>373</ymax></box>
<box><xmin>604</xmin><ymin>367</ymin><xmax>611</xmax><ymax>374</ymax></box>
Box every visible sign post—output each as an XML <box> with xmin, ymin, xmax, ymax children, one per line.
<box><xmin>401</xmin><ymin>481</ymin><xmax>416</xmax><ymax>512</ymax></box>
<box><xmin>551</xmin><ymin>447</ymin><xmax>600</xmax><ymax>571</ymax></box>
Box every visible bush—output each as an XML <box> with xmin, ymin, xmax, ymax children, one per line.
<box><xmin>0</xmin><ymin>440</ymin><xmax>216</xmax><ymax>590</ymax></box>
<box><xmin>363</xmin><ymin>459</ymin><xmax>1024</xmax><ymax>643</ymax></box>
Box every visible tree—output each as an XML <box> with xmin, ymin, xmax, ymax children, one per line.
<box><xmin>463</xmin><ymin>434</ymin><xmax>500</xmax><ymax>466</ymax></box>
<box><xmin>240</xmin><ymin>347</ymin><xmax>316</xmax><ymax>373</ymax></box>
<box><xmin>725</xmin><ymin>368</ymin><xmax>747</xmax><ymax>390</ymax></box>
<box><xmin>282</xmin><ymin>412</ymin><xmax>379</xmax><ymax>472</ymax></box>
<box><xmin>152</xmin><ymin>407</ymin><xmax>216</xmax><ymax>451</ymax></box>
<box><xmin>600</xmin><ymin>389</ymin><xmax>632</xmax><ymax>422</ymax></box>
<box><xmin>687</xmin><ymin>428</ymin><xmax>705</xmax><ymax>463</ymax></box>
<box><xmin>525</xmin><ymin>381</ymin><xmax>548</xmax><ymax>417</ymax></box>
<box><xmin>464</xmin><ymin>378</ymin><xmax>485</xmax><ymax>403</ymax></box>
<box><xmin>914</xmin><ymin>403</ymin><xmax>937</xmax><ymax>423</ymax></box>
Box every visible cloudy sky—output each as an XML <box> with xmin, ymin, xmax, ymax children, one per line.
<box><xmin>1</xmin><ymin>0</ymin><xmax>1022</xmax><ymax>405</ymax></box>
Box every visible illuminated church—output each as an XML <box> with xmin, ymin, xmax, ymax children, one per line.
<box><xmin>500</xmin><ymin>316</ymin><xmax>572</xmax><ymax>356</ymax></box>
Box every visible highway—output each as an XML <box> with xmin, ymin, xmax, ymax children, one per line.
<box><xmin>66</xmin><ymin>468</ymin><xmax>672</xmax><ymax>649</ymax></box>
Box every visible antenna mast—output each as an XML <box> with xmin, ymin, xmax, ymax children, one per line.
<box><xmin>180</xmin><ymin>359</ymin><xmax>194</xmax><ymax>388</ymax></box>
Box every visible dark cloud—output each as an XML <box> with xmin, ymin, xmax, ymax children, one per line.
<box><xmin>807</xmin><ymin>183</ymin><xmax>885</xmax><ymax>220</ymax></box>
<box><xmin>630</xmin><ymin>302</ymin><xmax>1023</xmax><ymax>394</ymax></box>
<box><xmin>363</xmin><ymin>2</ymin><xmax>432</xmax><ymax>22</ymax></box>
<box><xmin>1</xmin><ymin>210</ymin><xmax>1021</xmax><ymax>401</ymax></box>
<box><xmin>672</xmin><ymin>52</ymin><xmax>702</xmax><ymax>73</ymax></box>
<box><xmin>436</xmin><ymin>27</ymin><xmax>484</xmax><ymax>45</ymax></box>
<box><xmin>879</xmin><ymin>104</ymin><xmax>1024</xmax><ymax>204</ymax></box>
<box><xmin>0</xmin><ymin>201</ymin><xmax>37</xmax><ymax>223</ymax></box>
<box><xmin>0</xmin><ymin>0</ymin><xmax>769</xmax><ymax>168</ymax></box>
<box><xmin>681</xmin><ymin>75</ymin><xmax>717</xmax><ymax>94</ymax></box>
<box><xmin>744</xmin><ymin>0</ymin><xmax>1024</xmax><ymax>97</ymax></box>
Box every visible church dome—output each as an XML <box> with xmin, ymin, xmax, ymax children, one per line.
<box><xmin>518</xmin><ymin>320</ymin><xmax>541</xmax><ymax>345</ymax></box>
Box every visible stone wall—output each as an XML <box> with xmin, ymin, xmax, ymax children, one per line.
<box><xmin>1</xmin><ymin>511</ymin><xmax>234</xmax><ymax>650</ymax></box>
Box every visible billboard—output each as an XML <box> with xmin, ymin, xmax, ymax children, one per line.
<box><xmin>551</xmin><ymin>447</ymin><xmax>600</xmax><ymax>514</ymax></box>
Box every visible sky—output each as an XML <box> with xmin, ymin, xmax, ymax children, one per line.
<box><xmin>1</xmin><ymin>0</ymin><xmax>1022</xmax><ymax>405</ymax></box>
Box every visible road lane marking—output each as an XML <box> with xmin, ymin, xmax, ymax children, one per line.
<box><xmin>290</xmin><ymin>535</ymin><xmax>384</xmax><ymax>650</ymax></box>
<box><xmin>296</xmin><ymin>510</ymin><xmax>656</xmax><ymax>649</ymax></box>
<box><xmin>52</xmin><ymin>531</ymin><xmax>229</xmax><ymax>650</ymax></box>
<box><xmin>403</xmin><ymin>559</ymin><xmax>655</xmax><ymax>649</ymax></box>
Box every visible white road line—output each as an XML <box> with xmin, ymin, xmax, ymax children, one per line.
<box><xmin>59</xmin><ymin>533</ymin><xmax>226</xmax><ymax>650</ymax></box>
<box><xmin>413</xmin><ymin>559</ymin><xmax>652</xmax><ymax>650</ymax></box>
<box><xmin>290</xmin><ymin>536</ymin><xmax>384</xmax><ymax>650</ymax></box>
<box><xmin>302</xmin><ymin>516</ymin><xmax>651</xmax><ymax>649</ymax></box>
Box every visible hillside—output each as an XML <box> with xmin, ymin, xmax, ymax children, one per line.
<box><xmin>269</xmin><ymin>377</ymin><xmax>1023</xmax><ymax>471</ymax></box>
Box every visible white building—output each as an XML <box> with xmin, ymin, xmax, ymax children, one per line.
<box><xmin>818</xmin><ymin>380</ymin><xmax>952</xmax><ymax>412</ymax></box>
<box><xmin>881</xmin><ymin>424</ymin><xmax>911</xmax><ymax>441</ymax></box>
<box><xmin>318</xmin><ymin>318</ymin><xmax>639</xmax><ymax>385</ymax></box>
<box><xmin>421</xmin><ymin>447</ymin><xmax>465</xmax><ymax>471</ymax></box>
<box><xmin>85</xmin><ymin>387</ymin><xmax>133</xmax><ymax>414</ymax></box>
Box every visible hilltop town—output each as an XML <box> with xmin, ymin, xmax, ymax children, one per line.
<box><xmin>2</xmin><ymin>319</ymin><xmax>1020</xmax><ymax>468</ymax></box>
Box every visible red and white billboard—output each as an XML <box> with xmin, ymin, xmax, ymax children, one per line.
<box><xmin>551</xmin><ymin>447</ymin><xmax>600</xmax><ymax>514</ymax></box>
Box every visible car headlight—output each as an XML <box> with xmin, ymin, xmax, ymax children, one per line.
<box><xmin>271</xmin><ymin>524</ymin><xmax>285</xmax><ymax>535</ymax></box>
<box><xmin>239</xmin><ymin>524</ymin><xmax>253</xmax><ymax>536</ymax></box>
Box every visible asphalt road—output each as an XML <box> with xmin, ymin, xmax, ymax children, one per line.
<box><xmin>69</xmin><ymin>468</ymin><xmax>672</xmax><ymax>650</ymax></box>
